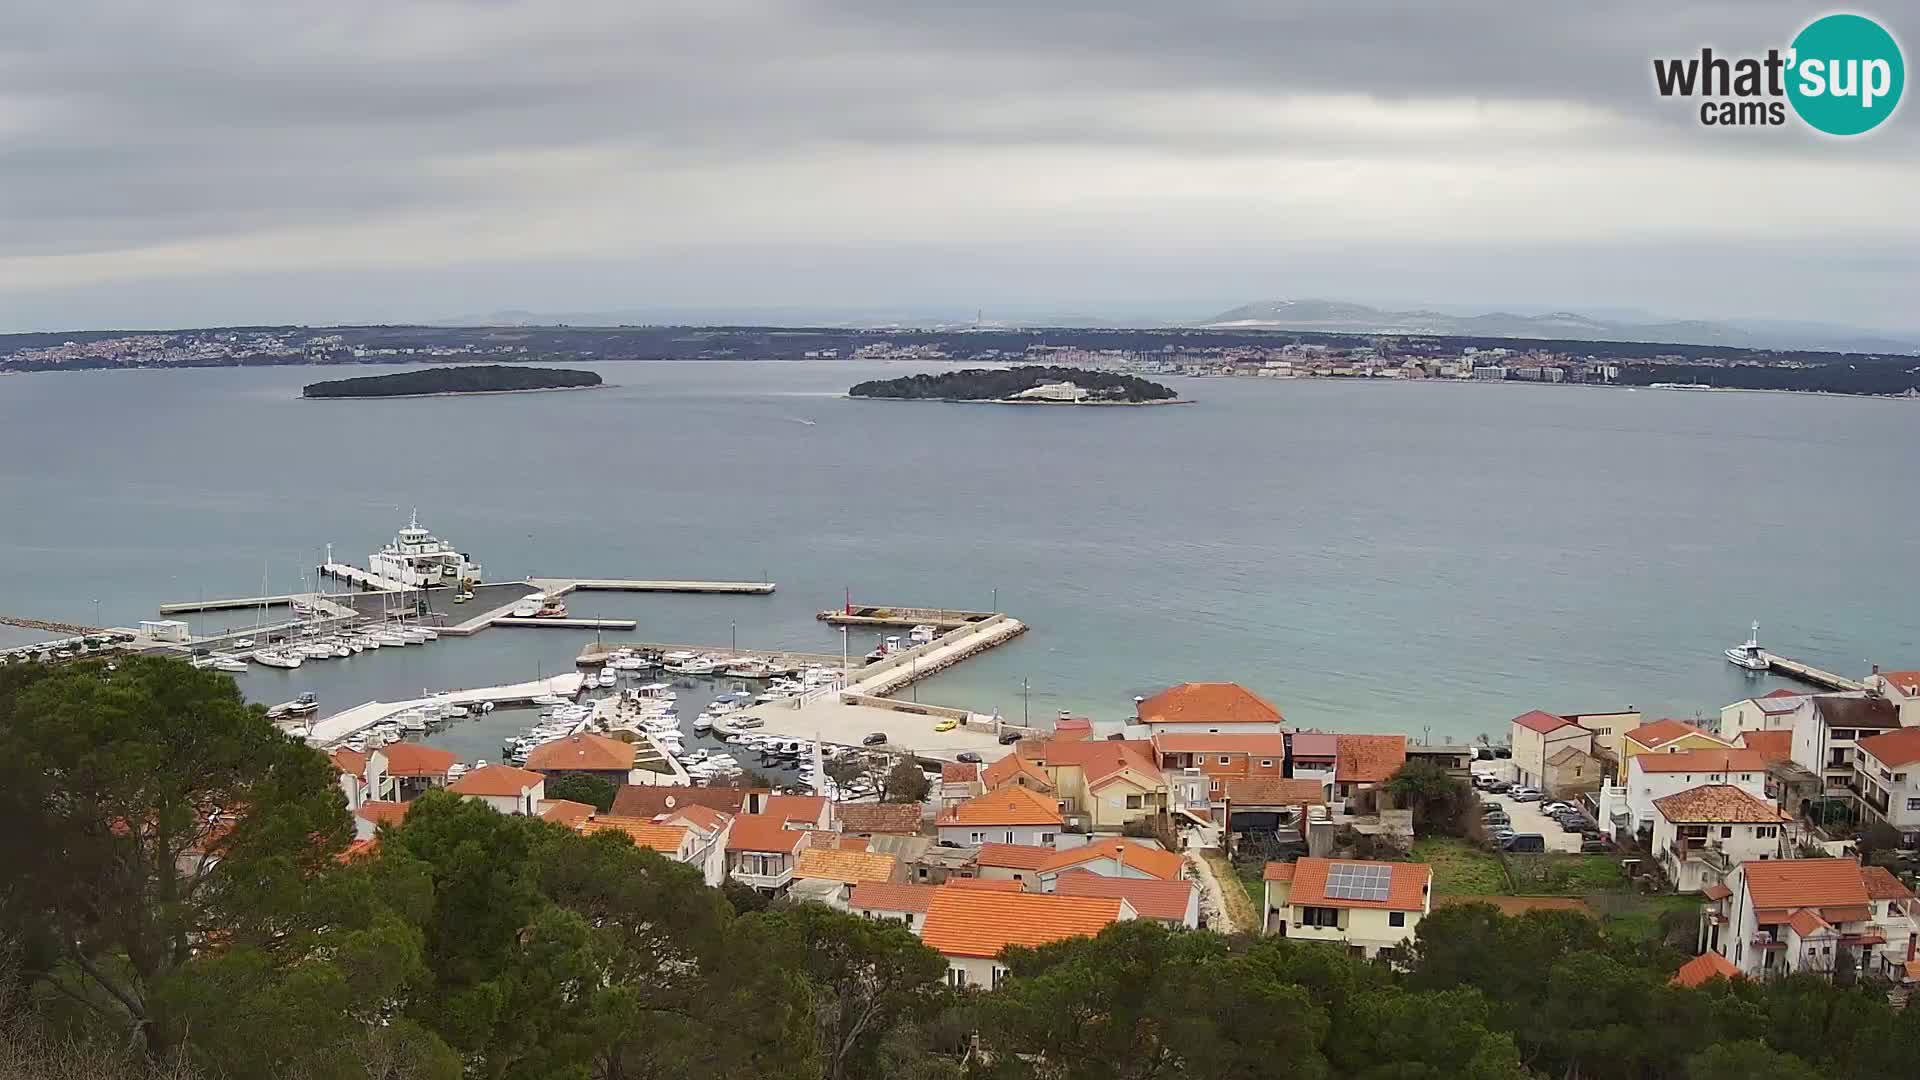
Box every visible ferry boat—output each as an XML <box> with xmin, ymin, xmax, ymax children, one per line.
<box><xmin>1725</xmin><ymin>621</ymin><xmax>1769</xmax><ymax>672</ymax></box>
<box><xmin>367</xmin><ymin>510</ymin><xmax>483</xmax><ymax>590</ymax></box>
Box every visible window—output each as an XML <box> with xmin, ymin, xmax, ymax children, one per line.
<box><xmin>1389</xmin><ymin>911</ymin><xmax>1406</xmax><ymax>927</ymax></box>
<box><xmin>1908</xmin><ymin>798</ymin><xmax>1920</xmax><ymax>811</ymax></box>
<box><xmin>1219</xmin><ymin>755</ymin><xmax>1232</xmax><ymax>765</ymax></box>
<box><xmin>1300</xmin><ymin>906</ymin><xmax>1340</xmax><ymax>928</ymax></box>
<box><xmin>1125</xmin><ymin>795</ymin><xmax>1142</xmax><ymax>809</ymax></box>
<box><xmin>1721</xmin><ymin>826</ymin><xmax>1733</xmax><ymax>839</ymax></box>
<box><xmin>1895</xmin><ymin>773</ymin><xmax>1908</xmax><ymax>782</ymax></box>
<box><xmin>1003</xmin><ymin>831</ymin><xmax>1015</xmax><ymax>843</ymax></box>
<box><xmin>992</xmin><ymin>967</ymin><xmax>1007</xmax><ymax>990</ymax></box>
<box><xmin>1040</xmin><ymin>832</ymin><xmax>1055</xmax><ymax>845</ymax></box>
<box><xmin>970</xmin><ymin>831</ymin><xmax>984</xmax><ymax>844</ymax></box>
<box><xmin>1260</xmin><ymin>759</ymin><xmax>1273</xmax><ymax>768</ymax></box>
<box><xmin>1756</xmin><ymin>826</ymin><xmax>1777</xmax><ymax>839</ymax></box>
<box><xmin>947</xmin><ymin>968</ymin><xmax>967</xmax><ymax>989</ymax></box>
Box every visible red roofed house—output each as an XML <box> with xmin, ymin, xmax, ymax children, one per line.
<box><xmin>523</xmin><ymin>732</ymin><xmax>643</xmax><ymax>785</ymax></box>
<box><xmin>653</xmin><ymin>804</ymin><xmax>735</xmax><ymax>886</ymax></box>
<box><xmin>1334</xmin><ymin>734</ymin><xmax>1406</xmax><ymax>804</ymax></box>
<box><xmin>763</xmin><ymin>794</ymin><xmax>834</xmax><ymax>831</ymax></box>
<box><xmin>1287</xmin><ymin>732</ymin><xmax>1339</xmax><ymax>795</ymax></box>
<box><xmin>1671</xmin><ymin>951</ymin><xmax>1742</xmax><ymax>988</ymax></box>
<box><xmin>1612</xmin><ymin>749</ymin><xmax>1769</xmax><ymax>841</ymax></box>
<box><xmin>1133</xmin><ymin>682</ymin><xmax>1284</xmax><ymax>735</ymax></box>
<box><xmin>938</xmin><ymin>761</ymin><xmax>985</xmax><ymax>807</ymax></box>
<box><xmin>1850</xmin><ymin>727</ymin><xmax>1920</xmax><ymax>847</ymax></box>
<box><xmin>1709</xmin><ymin>857</ymin><xmax>1893</xmax><ymax>980</ymax></box>
<box><xmin>724</xmin><ymin>814</ymin><xmax>812</xmax><ymax>893</ymax></box>
<box><xmin>1509</xmin><ymin>711</ymin><xmax>1593</xmax><ymax>791</ymax></box>
<box><xmin>937</xmin><ymin>785</ymin><xmax>1064</xmax><ymax>847</ymax></box>
<box><xmin>1033</xmin><ymin>839</ymin><xmax>1185</xmax><ymax>892</ymax></box>
<box><xmin>1260</xmin><ymin>857</ymin><xmax>1433</xmax><ymax>960</ymax></box>
<box><xmin>920</xmin><ymin>888</ymin><xmax>1135</xmax><ymax>989</ymax></box>
<box><xmin>1015</xmin><ymin>738</ymin><xmax>1167</xmax><ymax>833</ymax></box>
<box><xmin>1860</xmin><ymin>866</ymin><xmax>1920</xmax><ymax>985</ymax></box>
<box><xmin>1052</xmin><ymin>716</ymin><xmax>1094</xmax><ymax>740</ymax></box>
<box><xmin>1720</xmin><ymin>688</ymin><xmax>1812</xmax><ymax>740</ymax></box>
<box><xmin>849</xmin><ymin>882</ymin><xmax>942</xmax><ymax>932</ymax></box>
<box><xmin>1864</xmin><ymin>668</ymin><xmax>1920</xmax><ymax>726</ymax></box>
<box><xmin>973</xmin><ymin>842</ymin><xmax>1057</xmax><ymax>887</ymax></box>
<box><xmin>1650</xmin><ymin>784</ymin><xmax>1786</xmax><ymax>893</ymax></box>
<box><xmin>353</xmin><ymin>799</ymin><xmax>412</xmax><ymax>840</ymax></box>
<box><xmin>331</xmin><ymin>748</ymin><xmax>382</xmax><ymax>813</ymax></box>
<box><xmin>1152</xmin><ymin>732</ymin><xmax>1285</xmax><ymax>804</ymax></box>
<box><xmin>448</xmin><ymin>764</ymin><xmax>546</xmax><ymax>816</ymax></box>
<box><xmin>377</xmin><ymin>742</ymin><xmax>460</xmax><ymax>800</ymax></box>
<box><xmin>1054</xmin><ymin>870</ymin><xmax>1200</xmax><ymax>928</ymax></box>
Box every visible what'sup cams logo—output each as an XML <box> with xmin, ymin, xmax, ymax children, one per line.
<box><xmin>1654</xmin><ymin>12</ymin><xmax>1904</xmax><ymax>134</ymax></box>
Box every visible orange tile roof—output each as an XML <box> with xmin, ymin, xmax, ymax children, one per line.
<box><xmin>1856</xmin><ymin>727</ymin><xmax>1920</xmax><ymax>768</ymax></box>
<box><xmin>1652</xmin><ymin>785</ymin><xmax>1784</xmax><ymax>824</ymax></box>
<box><xmin>1286</xmin><ymin>857</ymin><xmax>1430</xmax><ymax>912</ymax></box>
<box><xmin>920</xmin><ymin>889</ymin><xmax>1127</xmax><ymax>958</ymax></box>
<box><xmin>1878</xmin><ymin>670</ymin><xmax>1920</xmax><ymax>695</ymax></box>
<box><xmin>1262</xmin><ymin>861</ymin><xmax>1297</xmax><ymax>882</ymax></box>
<box><xmin>1702</xmin><ymin>883</ymin><xmax>1732</xmax><ymax>901</ymax></box>
<box><xmin>380</xmin><ymin>742</ymin><xmax>460</xmax><ymax>777</ymax></box>
<box><xmin>337</xmin><ymin>837</ymin><xmax>380</xmax><ymax>863</ymax></box>
<box><xmin>1336</xmin><ymin>734</ymin><xmax>1406</xmax><ymax>783</ymax></box>
<box><xmin>943</xmin><ymin>877</ymin><xmax>1026</xmax><ymax>892</ymax></box>
<box><xmin>1077</xmin><ymin>742</ymin><xmax>1164</xmax><ymax>790</ymax></box>
<box><xmin>582</xmin><ymin>817</ymin><xmax>689</xmax><ymax>854</ymax></box>
<box><xmin>1136</xmin><ymin>682</ymin><xmax>1283</xmax><ymax>726</ymax></box>
<box><xmin>610</xmin><ymin>784</ymin><xmax>750</xmax><ymax>818</ymax></box>
<box><xmin>981</xmin><ymin>753</ymin><xmax>1054</xmax><ymax>791</ymax></box>
<box><xmin>793</xmin><ymin>847</ymin><xmax>898</xmax><ymax>885</ymax></box>
<box><xmin>1151</xmin><ymin>733</ymin><xmax>1287</xmax><ymax>756</ymax></box>
<box><xmin>523</xmin><ymin>733</ymin><xmax>636</xmax><ymax>773</ymax></box>
<box><xmin>941</xmin><ymin>762</ymin><xmax>982</xmax><ymax>783</ymax></box>
<box><xmin>835</xmin><ymin>802</ymin><xmax>922</xmax><ymax>834</ymax></box>
<box><xmin>536</xmin><ymin>799</ymin><xmax>596</xmax><ymax>827</ymax></box>
<box><xmin>1055</xmin><ymin>871</ymin><xmax>1196</xmax><ymax>922</ymax></box>
<box><xmin>1736</xmin><ymin>730</ymin><xmax>1794</xmax><ymax>763</ymax></box>
<box><xmin>1626</xmin><ymin>719</ymin><xmax>1726</xmax><ymax>751</ymax></box>
<box><xmin>658</xmin><ymin>804</ymin><xmax>731</xmax><ymax>834</ymax></box>
<box><xmin>1225</xmin><ymin>778</ymin><xmax>1325</xmax><ymax>805</ymax></box>
<box><xmin>849</xmin><ymin>882</ymin><xmax>940</xmax><ymax>914</ymax></box>
<box><xmin>1862</xmin><ymin>865</ymin><xmax>1916</xmax><ymax>902</ymax></box>
<box><xmin>723</xmin><ymin>814</ymin><xmax>809</xmax><ymax>853</ymax></box>
<box><xmin>837</xmin><ymin>835</ymin><xmax>871</xmax><ymax>851</ymax></box>
<box><xmin>975</xmin><ymin>843</ymin><xmax>1056</xmax><ymax>870</ymax></box>
<box><xmin>1743</xmin><ymin>858</ymin><xmax>1870</xmax><ymax>912</ymax></box>
<box><xmin>1670</xmin><ymin>952</ymin><xmax>1742</xmax><ymax>987</ymax></box>
<box><xmin>1039</xmin><ymin>840</ymin><xmax>1184</xmax><ymax>882</ymax></box>
<box><xmin>330</xmin><ymin>748</ymin><xmax>370</xmax><ymax>776</ymax></box>
<box><xmin>937</xmin><ymin>784</ymin><xmax>1062</xmax><ymax>827</ymax></box>
<box><xmin>1053</xmin><ymin>718</ymin><xmax>1093</xmax><ymax>739</ymax></box>
<box><xmin>1786</xmin><ymin>909</ymin><xmax>1831</xmax><ymax>937</ymax></box>
<box><xmin>1631</xmin><ymin>749</ymin><xmax>1765</xmax><ymax>774</ymax></box>
<box><xmin>764</xmin><ymin>794</ymin><xmax>830</xmax><ymax>827</ymax></box>
<box><xmin>448</xmin><ymin>763</ymin><xmax>544</xmax><ymax>797</ymax></box>
<box><xmin>1511</xmin><ymin>709</ymin><xmax>1576</xmax><ymax>735</ymax></box>
<box><xmin>355</xmin><ymin>800</ymin><xmax>411</xmax><ymax>828</ymax></box>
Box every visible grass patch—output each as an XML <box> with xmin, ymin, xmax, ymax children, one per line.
<box><xmin>1412</xmin><ymin>837</ymin><xmax>1508</xmax><ymax>895</ymax></box>
<box><xmin>1235</xmin><ymin>862</ymin><xmax>1267</xmax><ymax>904</ymax></box>
<box><xmin>1203</xmin><ymin>851</ymin><xmax>1259</xmax><ymax>933</ymax></box>
<box><xmin>1602</xmin><ymin>894</ymin><xmax>1701</xmax><ymax>944</ymax></box>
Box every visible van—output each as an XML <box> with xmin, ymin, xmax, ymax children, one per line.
<box><xmin>1501</xmin><ymin>833</ymin><xmax>1546</xmax><ymax>854</ymax></box>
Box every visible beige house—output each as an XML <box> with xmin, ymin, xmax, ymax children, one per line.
<box><xmin>1543</xmin><ymin>746</ymin><xmax>1602</xmax><ymax>799</ymax></box>
<box><xmin>1509</xmin><ymin>711</ymin><xmax>1594</xmax><ymax>790</ymax></box>
<box><xmin>998</xmin><ymin>738</ymin><xmax>1168</xmax><ymax>833</ymax></box>
<box><xmin>447</xmin><ymin>764</ymin><xmax>546</xmax><ymax>815</ymax></box>
<box><xmin>1565</xmin><ymin>710</ymin><xmax>1642</xmax><ymax>761</ymax></box>
<box><xmin>1262</xmin><ymin>857</ymin><xmax>1433</xmax><ymax>961</ymax></box>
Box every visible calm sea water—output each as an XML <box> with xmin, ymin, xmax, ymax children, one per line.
<box><xmin>2</xmin><ymin>361</ymin><xmax>1916</xmax><ymax>743</ymax></box>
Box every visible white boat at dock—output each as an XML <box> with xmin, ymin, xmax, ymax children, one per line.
<box><xmin>254</xmin><ymin>649</ymin><xmax>302</xmax><ymax>669</ymax></box>
<box><xmin>1725</xmin><ymin>621</ymin><xmax>1769</xmax><ymax>671</ymax></box>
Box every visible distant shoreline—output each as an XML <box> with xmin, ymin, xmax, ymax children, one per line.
<box><xmin>847</xmin><ymin>394</ymin><xmax>1190</xmax><ymax>406</ymax></box>
<box><xmin>301</xmin><ymin>383</ymin><xmax>611</xmax><ymax>401</ymax></box>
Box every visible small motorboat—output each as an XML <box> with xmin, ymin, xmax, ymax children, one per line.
<box><xmin>1725</xmin><ymin>621</ymin><xmax>1769</xmax><ymax>672</ymax></box>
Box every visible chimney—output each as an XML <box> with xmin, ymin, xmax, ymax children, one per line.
<box><xmin>1872</xmin><ymin>664</ymin><xmax>1880</xmax><ymax>676</ymax></box>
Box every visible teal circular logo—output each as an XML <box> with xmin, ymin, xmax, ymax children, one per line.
<box><xmin>1787</xmin><ymin>14</ymin><xmax>1904</xmax><ymax>135</ymax></box>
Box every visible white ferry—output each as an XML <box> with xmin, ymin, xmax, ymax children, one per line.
<box><xmin>1725</xmin><ymin>621</ymin><xmax>1769</xmax><ymax>672</ymax></box>
<box><xmin>367</xmin><ymin>510</ymin><xmax>483</xmax><ymax>589</ymax></box>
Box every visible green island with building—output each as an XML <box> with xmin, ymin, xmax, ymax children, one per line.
<box><xmin>848</xmin><ymin>365</ymin><xmax>1180</xmax><ymax>404</ymax></box>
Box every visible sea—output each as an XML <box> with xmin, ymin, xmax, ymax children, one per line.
<box><xmin>2</xmin><ymin>360</ymin><xmax>1916</xmax><ymax>754</ymax></box>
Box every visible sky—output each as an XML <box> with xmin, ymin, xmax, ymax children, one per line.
<box><xmin>2</xmin><ymin>1</ymin><xmax>1916</xmax><ymax>332</ymax></box>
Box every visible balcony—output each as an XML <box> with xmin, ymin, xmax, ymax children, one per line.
<box><xmin>1667</xmin><ymin>838</ymin><xmax>1734</xmax><ymax>873</ymax></box>
<box><xmin>729</xmin><ymin>862</ymin><xmax>793</xmax><ymax>891</ymax></box>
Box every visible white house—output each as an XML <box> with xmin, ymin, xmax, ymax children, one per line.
<box><xmin>724</xmin><ymin>814</ymin><xmax>811</xmax><ymax>893</ymax></box>
<box><xmin>1054</xmin><ymin>872</ymin><xmax>1201</xmax><ymax>929</ymax></box>
<box><xmin>655</xmin><ymin>804</ymin><xmax>735</xmax><ymax>887</ymax></box>
<box><xmin>935</xmin><ymin>785</ymin><xmax>1063</xmax><ymax>847</ymax></box>
<box><xmin>1706</xmin><ymin>858</ymin><xmax>1895</xmax><ymax>982</ymax></box>
<box><xmin>1719</xmin><ymin>689</ymin><xmax>1810</xmax><ymax>739</ymax></box>
<box><xmin>1131</xmin><ymin>682</ymin><xmax>1284</xmax><ymax>736</ymax></box>
<box><xmin>1608</xmin><ymin>749</ymin><xmax>1767</xmax><ymax>840</ymax></box>
<box><xmin>1789</xmin><ymin>693</ymin><xmax>1901</xmax><ymax>801</ymax></box>
<box><xmin>920</xmin><ymin>888</ymin><xmax>1134</xmax><ymax>989</ymax></box>
<box><xmin>1850</xmin><ymin>728</ymin><xmax>1920</xmax><ymax>847</ymax></box>
<box><xmin>1261</xmin><ymin>857</ymin><xmax>1432</xmax><ymax>962</ymax></box>
<box><xmin>447</xmin><ymin>764</ymin><xmax>545</xmax><ymax>815</ymax></box>
<box><xmin>1650</xmin><ymin>785</ymin><xmax>1785</xmax><ymax>894</ymax></box>
<box><xmin>850</xmin><ymin>882</ymin><xmax>941</xmax><ymax>933</ymax></box>
<box><xmin>1030</xmin><ymin>839</ymin><xmax>1186</xmax><ymax>893</ymax></box>
<box><xmin>1863</xmin><ymin>668</ymin><xmax>1920</xmax><ymax>726</ymax></box>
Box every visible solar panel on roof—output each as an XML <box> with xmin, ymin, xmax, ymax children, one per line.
<box><xmin>1324</xmin><ymin>863</ymin><xmax>1392</xmax><ymax>901</ymax></box>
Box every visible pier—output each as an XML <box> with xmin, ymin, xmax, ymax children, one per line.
<box><xmin>1759</xmin><ymin>652</ymin><xmax>1865</xmax><ymax>692</ymax></box>
<box><xmin>305</xmin><ymin>673</ymin><xmax>588</xmax><ymax>745</ymax></box>
<box><xmin>818</xmin><ymin>604</ymin><xmax>994</xmax><ymax>629</ymax></box>
<box><xmin>492</xmin><ymin>617</ymin><xmax>639</xmax><ymax>630</ymax></box>
<box><xmin>539</xmin><ymin>577</ymin><xmax>776</xmax><ymax>596</ymax></box>
<box><xmin>0</xmin><ymin>614</ymin><xmax>103</xmax><ymax>636</ymax></box>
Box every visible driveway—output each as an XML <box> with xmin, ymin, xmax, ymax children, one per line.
<box><xmin>1480</xmin><ymin>793</ymin><xmax>1584</xmax><ymax>853</ymax></box>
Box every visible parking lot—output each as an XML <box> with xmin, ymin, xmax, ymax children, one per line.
<box><xmin>1471</xmin><ymin>761</ymin><xmax>1588</xmax><ymax>854</ymax></box>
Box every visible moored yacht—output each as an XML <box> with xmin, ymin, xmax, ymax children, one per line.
<box><xmin>254</xmin><ymin>649</ymin><xmax>302</xmax><ymax>669</ymax></box>
<box><xmin>1725</xmin><ymin>621</ymin><xmax>1769</xmax><ymax>671</ymax></box>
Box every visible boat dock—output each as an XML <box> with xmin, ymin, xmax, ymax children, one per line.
<box><xmin>318</xmin><ymin>563</ymin><xmax>415</xmax><ymax>592</ymax></box>
<box><xmin>587</xmin><ymin>641</ymin><xmax>848</xmax><ymax>668</ymax></box>
<box><xmin>493</xmin><ymin>617</ymin><xmax>639</xmax><ymax>630</ymax></box>
<box><xmin>532</xmin><ymin>577</ymin><xmax>776</xmax><ymax>596</ymax></box>
<box><xmin>305</xmin><ymin>673</ymin><xmax>588</xmax><ymax>745</ymax></box>
<box><xmin>1759</xmin><ymin>652</ymin><xmax>1865</xmax><ymax>692</ymax></box>
<box><xmin>819</xmin><ymin>604</ymin><xmax>994</xmax><ymax>629</ymax></box>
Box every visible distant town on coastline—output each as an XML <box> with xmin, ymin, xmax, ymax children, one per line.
<box><xmin>4</xmin><ymin>321</ymin><xmax>1919</xmax><ymax>398</ymax></box>
<box><xmin>848</xmin><ymin>366</ymin><xmax>1178</xmax><ymax>404</ymax></box>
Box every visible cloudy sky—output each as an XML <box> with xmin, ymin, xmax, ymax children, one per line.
<box><xmin>2</xmin><ymin>1</ymin><xmax>1915</xmax><ymax>332</ymax></box>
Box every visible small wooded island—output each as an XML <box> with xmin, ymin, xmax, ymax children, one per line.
<box><xmin>301</xmin><ymin>364</ymin><xmax>603</xmax><ymax>399</ymax></box>
<box><xmin>848</xmin><ymin>366</ymin><xmax>1180</xmax><ymax>405</ymax></box>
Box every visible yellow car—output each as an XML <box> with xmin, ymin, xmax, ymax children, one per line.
<box><xmin>933</xmin><ymin>719</ymin><xmax>958</xmax><ymax>732</ymax></box>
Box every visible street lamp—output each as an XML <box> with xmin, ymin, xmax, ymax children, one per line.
<box><xmin>731</xmin><ymin>620</ymin><xmax>737</xmax><ymax>653</ymax></box>
<box><xmin>92</xmin><ymin>598</ymin><xmax>102</xmax><ymax>629</ymax></box>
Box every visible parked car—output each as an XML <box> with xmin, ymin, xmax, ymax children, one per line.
<box><xmin>1580</xmin><ymin>839</ymin><xmax>1611</xmax><ymax>854</ymax></box>
<box><xmin>955</xmin><ymin>751</ymin><xmax>982</xmax><ymax>764</ymax></box>
<box><xmin>1491</xmin><ymin>747</ymin><xmax>1512</xmax><ymax>759</ymax></box>
<box><xmin>1541</xmin><ymin>802</ymin><xmax>1574</xmax><ymax>814</ymax></box>
<box><xmin>1480</xmin><ymin>801</ymin><xmax>1505</xmax><ymax>814</ymax></box>
<box><xmin>1483</xmin><ymin>812</ymin><xmax>1511</xmax><ymax>827</ymax></box>
<box><xmin>862</xmin><ymin>732</ymin><xmax>888</xmax><ymax>746</ymax></box>
<box><xmin>1486</xmin><ymin>780</ymin><xmax>1512</xmax><ymax>793</ymax></box>
<box><xmin>1501</xmin><ymin>833</ymin><xmax>1547</xmax><ymax>853</ymax></box>
<box><xmin>998</xmin><ymin>730</ymin><xmax>1024</xmax><ymax>744</ymax></box>
<box><xmin>1509</xmin><ymin>788</ymin><xmax>1543</xmax><ymax>802</ymax></box>
<box><xmin>1490</xmin><ymin>827</ymin><xmax>1517</xmax><ymax>844</ymax></box>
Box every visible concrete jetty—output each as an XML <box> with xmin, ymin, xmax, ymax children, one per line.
<box><xmin>1759</xmin><ymin>652</ymin><xmax>1865</xmax><ymax>692</ymax></box>
<box><xmin>819</xmin><ymin>604</ymin><xmax>993</xmax><ymax>629</ymax></box>
<box><xmin>492</xmin><ymin>617</ymin><xmax>639</xmax><ymax>630</ymax></box>
<box><xmin>533</xmin><ymin>577</ymin><xmax>776</xmax><ymax>596</ymax></box>
<box><xmin>305</xmin><ymin>673</ymin><xmax>587</xmax><ymax>746</ymax></box>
